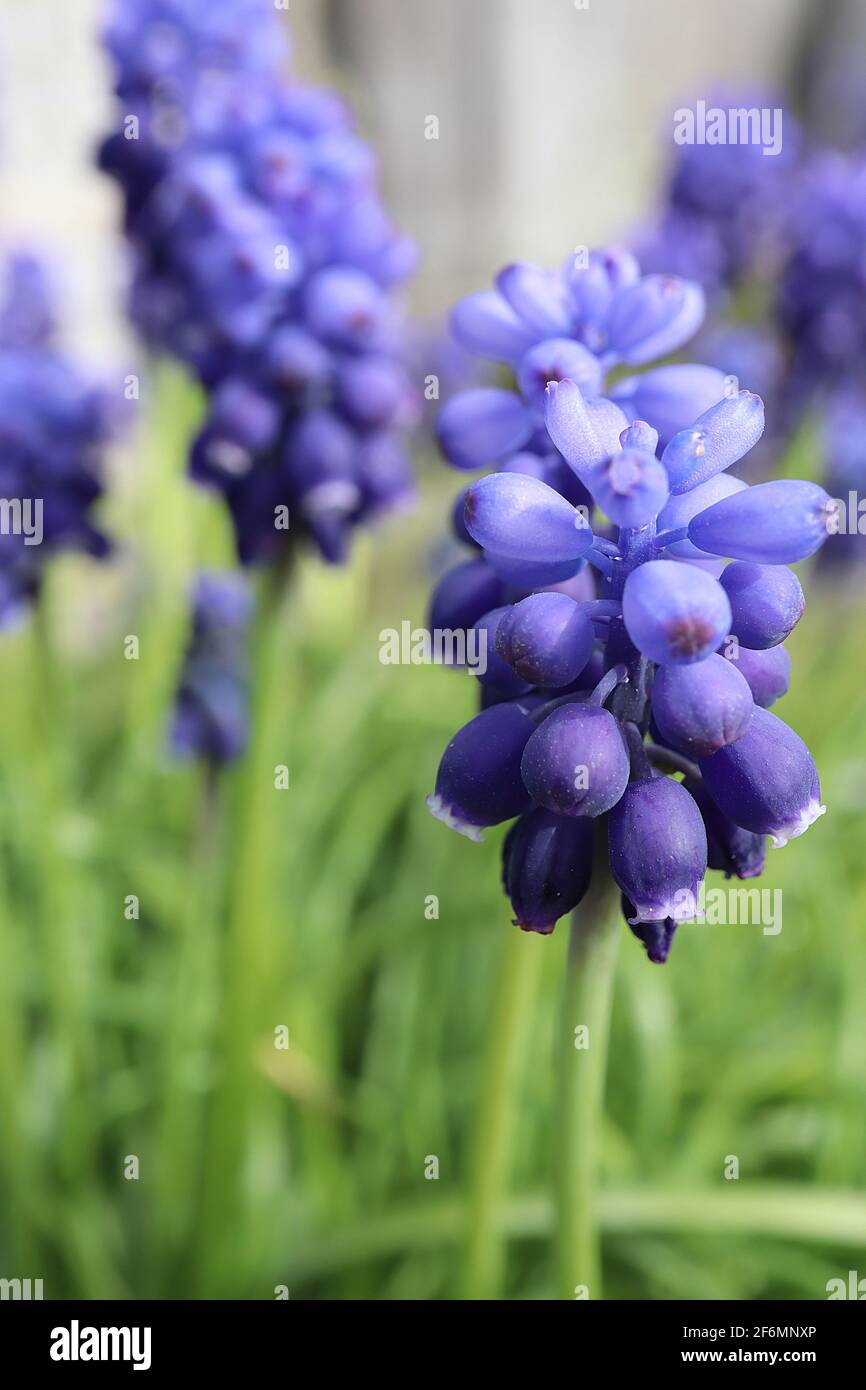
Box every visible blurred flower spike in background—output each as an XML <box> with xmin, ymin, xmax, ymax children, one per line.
<box><xmin>99</xmin><ymin>0</ymin><xmax>419</xmax><ymax>569</ymax></box>
<box><xmin>0</xmin><ymin>250</ymin><xmax>121</xmax><ymax>626</ymax></box>
<box><xmin>635</xmin><ymin>88</ymin><xmax>798</xmax><ymax>298</ymax></box>
<box><xmin>636</xmin><ymin>85</ymin><xmax>866</xmax><ymax>552</ymax></box>
<box><xmin>170</xmin><ymin>571</ymin><xmax>253</xmax><ymax>766</ymax></box>
<box><xmin>428</xmin><ymin>245</ymin><xmax>832</xmax><ymax>961</ymax></box>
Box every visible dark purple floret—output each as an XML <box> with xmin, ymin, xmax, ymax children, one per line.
<box><xmin>777</xmin><ymin>153</ymin><xmax>866</xmax><ymax>395</ymax></box>
<box><xmin>699</xmin><ymin>707</ymin><xmax>825</xmax><ymax>847</ymax></box>
<box><xmin>503</xmin><ymin>808</ymin><xmax>594</xmax><ymax>934</ymax></box>
<box><xmin>427</xmin><ymin>703</ymin><xmax>534</xmax><ymax>841</ymax></box>
<box><xmin>427</xmin><ymin>558</ymin><xmax>506</xmax><ymax>651</ymax></box>
<box><xmin>622</xmin><ymin>897</ymin><xmax>678</xmax><ymax>964</ymax></box>
<box><xmin>496</xmin><ymin>592</ymin><xmax>594</xmax><ymax>689</ymax></box>
<box><xmin>652</xmin><ymin>654</ymin><xmax>753</xmax><ymax>758</ymax></box>
<box><xmin>636</xmin><ymin>89</ymin><xmax>798</xmax><ymax>297</ymax></box>
<box><xmin>683</xmin><ymin>776</ymin><xmax>766</xmax><ymax>880</ymax></box>
<box><xmin>520</xmin><ymin>704</ymin><xmax>630</xmax><ymax>819</ymax></box>
<box><xmin>606</xmin><ymin>778</ymin><xmax>708</xmax><ymax>928</ymax></box>
<box><xmin>609</xmin><ymin>776</ymin><xmax>707</xmax><ymax>924</ymax></box>
<box><xmin>473</xmin><ymin>607</ymin><xmax>533</xmax><ymax>698</ymax></box>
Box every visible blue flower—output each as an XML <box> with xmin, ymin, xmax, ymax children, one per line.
<box><xmin>427</xmin><ymin>246</ymin><xmax>829</xmax><ymax>959</ymax></box>
<box><xmin>635</xmin><ymin>90</ymin><xmax>797</xmax><ymax>297</ymax></box>
<box><xmin>439</xmin><ymin>252</ymin><xmax>708</xmax><ymax>473</ymax></box>
<box><xmin>0</xmin><ymin>252</ymin><xmax>118</xmax><ymax>625</ymax></box>
<box><xmin>631</xmin><ymin>92</ymin><xmax>799</xmax><ymax>485</ymax></box>
<box><xmin>99</xmin><ymin>0</ymin><xmax>418</xmax><ymax>567</ymax></box>
<box><xmin>777</xmin><ymin>153</ymin><xmax>866</xmax><ymax>390</ymax></box>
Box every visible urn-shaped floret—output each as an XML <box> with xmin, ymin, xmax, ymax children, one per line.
<box><xmin>502</xmin><ymin>807</ymin><xmax>594</xmax><ymax>934</ymax></box>
<box><xmin>623</xmin><ymin>560</ymin><xmax>731</xmax><ymax>665</ymax></box>
<box><xmin>520</xmin><ymin>704</ymin><xmax>631</xmax><ymax>818</ymax></box>
<box><xmin>609</xmin><ymin>776</ymin><xmax>708</xmax><ymax>922</ymax></box>
<box><xmin>699</xmin><ymin>707</ymin><xmax>825</xmax><ymax>847</ymax></box>
<box><xmin>427</xmin><ymin>703</ymin><xmax>535</xmax><ymax>841</ymax></box>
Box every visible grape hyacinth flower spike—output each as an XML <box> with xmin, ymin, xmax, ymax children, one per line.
<box><xmin>100</xmin><ymin>0</ymin><xmax>419</xmax><ymax>570</ymax></box>
<box><xmin>427</xmin><ymin>243</ymin><xmax>832</xmax><ymax>966</ymax></box>
<box><xmin>428</xmin><ymin>248</ymin><xmax>831</xmax><ymax>1306</ymax></box>
<box><xmin>0</xmin><ymin>251</ymin><xmax>120</xmax><ymax>624</ymax></box>
<box><xmin>635</xmin><ymin>88</ymin><xmax>797</xmax><ymax>297</ymax></box>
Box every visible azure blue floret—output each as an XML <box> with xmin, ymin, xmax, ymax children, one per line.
<box><xmin>686</xmin><ymin>480</ymin><xmax>834</xmax><ymax>564</ymax></box>
<box><xmin>724</xmin><ymin>644</ymin><xmax>791</xmax><ymax>709</ymax></box>
<box><xmin>720</xmin><ymin>562</ymin><xmax>804</xmax><ymax>649</ymax></box>
<box><xmin>652</xmin><ymin>655</ymin><xmax>753</xmax><ymax>758</ymax></box>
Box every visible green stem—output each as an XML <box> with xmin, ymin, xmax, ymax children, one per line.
<box><xmin>460</xmin><ymin>927</ymin><xmax>543</xmax><ymax>1299</ymax></box>
<box><xmin>30</xmin><ymin>600</ymin><xmax>94</xmax><ymax>1182</ymax></box>
<box><xmin>0</xmin><ymin>835</ymin><xmax>34</xmax><ymax>1271</ymax></box>
<box><xmin>196</xmin><ymin>562</ymin><xmax>292</xmax><ymax>1292</ymax></box>
<box><xmin>554</xmin><ymin>869</ymin><xmax>620</xmax><ymax>1301</ymax></box>
<box><xmin>152</xmin><ymin>763</ymin><xmax>224</xmax><ymax>1294</ymax></box>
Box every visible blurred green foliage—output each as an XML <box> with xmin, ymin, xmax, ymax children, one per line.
<box><xmin>0</xmin><ymin>368</ymin><xmax>864</xmax><ymax>1300</ymax></box>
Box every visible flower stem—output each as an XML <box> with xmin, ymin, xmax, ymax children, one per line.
<box><xmin>554</xmin><ymin>857</ymin><xmax>620</xmax><ymax>1300</ymax></box>
<box><xmin>152</xmin><ymin>762</ymin><xmax>224</xmax><ymax>1293</ymax></box>
<box><xmin>644</xmin><ymin>741</ymin><xmax>702</xmax><ymax>781</ymax></box>
<box><xmin>195</xmin><ymin>559</ymin><xmax>292</xmax><ymax>1291</ymax></box>
<box><xmin>460</xmin><ymin>927</ymin><xmax>543</xmax><ymax>1300</ymax></box>
<box><xmin>30</xmin><ymin>597</ymin><xmax>95</xmax><ymax>1185</ymax></box>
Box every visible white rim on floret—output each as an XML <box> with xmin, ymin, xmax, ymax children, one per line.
<box><xmin>425</xmin><ymin>793</ymin><xmax>484</xmax><ymax>843</ymax></box>
<box><xmin>770</xmin><ymin>798</ymin><xmax>827</xmax><ymax>849</ymax></box>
